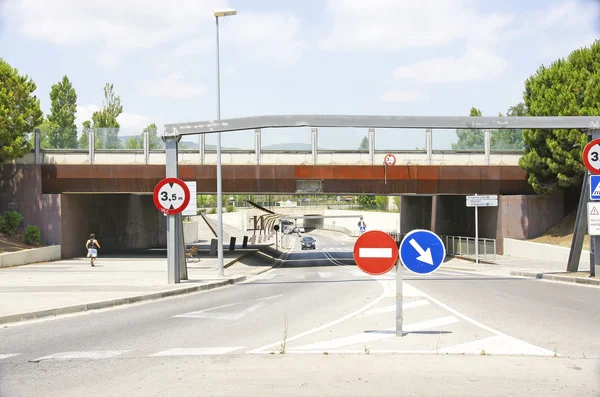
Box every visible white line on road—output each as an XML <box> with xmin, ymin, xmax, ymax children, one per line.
<box><xmin>173</xmin><ymin>294</ymin><xmax>283</xmax><ymax>320</ymax></box>
<box><xmin>438</xmin><ymin>335</ymin><xmax>558</xmax><ymax>356</ymax></box>
<box><xmin>359</xmin><ymin>248</ymin><xmax>392</xmax><ymax>258</ymax></box>
<box><xmin>291</xmin><ymin>316</ymin><xmax>459</xmax><ymax>351</ymax></box>
<box><xmin>35</xmin><ymin>351</ymin><xmax>130</xmax><ymax>361</ymax></box>
<box><xmin>150</xmin><ymin>347</ymin><xmax>244</xmax><ymax>357</ymax></box>
<box><xmin>0</xmin><ymin>354</ymin><xmax>20</xmax><ymax>360</ymax></box>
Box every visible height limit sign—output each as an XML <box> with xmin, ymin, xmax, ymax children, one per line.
<box><xmin>583</xmin><ymin>138</ymin><xmax>600</xmax><ymax>175</ymax></box>
<box><xmin>153</xmin><ymin>177</ymin><xmax>191</xmax><ymax>215</ymax></box>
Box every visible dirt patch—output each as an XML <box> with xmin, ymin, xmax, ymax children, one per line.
<box><xmin>528</xmin><ymin>211</ymin><xmax>590</xmax><ymax>251</ymax></box>
<box><xmin>0</xmin><ymin>233</ymin><xmax>37</xmax><ymax>254</ymax></box>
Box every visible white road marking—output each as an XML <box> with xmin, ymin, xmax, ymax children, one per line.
<box><xmin>360</xmin><ymin>300</ymin><xmax>430</xmax><ymax>316</ymax></box>
<box><xmin>35</xmin><ymin>351</ymin><xmax>129</xmax><ymax>361</ymax></box>
<box><xmin>0</xmin><ymin>354</ymin><xmax>20</xmax><ymax>360</ymax></box>
<box><xmin>173</xmin><ymin>294</ymin><xmax>283</xmax><ymax>320</ymax></box>
<box><xmin>438</xmin><ymin>335</ymin><xmax>558</xmax><ymax>356</ymax></box>
<box><xmin>318</xmin><ymin>272</ymin><xmax>333</xmax><ymax>278</ymax></box>
<box><xmin>359</xmin><ymin>248</ymin><xmax>392</xmax><ymax>258</ymax></box>
<box><xmin>292</xmin><ymin>316</ymin><xmax>459</xmax><ymax>351</ymax></box>
<box><xmin>150</xmin><ymin>347</ymin><xmax>244</xmax><ymax>356</ymax></box>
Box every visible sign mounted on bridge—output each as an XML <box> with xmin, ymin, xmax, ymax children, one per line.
<box><xmin>583</xmin><ymin>138</ymin><xmax>600</xmax><ymax>174</ymax></box>
<box><xmin>399</xmin><ymin>229</ymin><xmax>445</xmax><ymax>275</ymax></box>
<box><xmin>384</xmin><ymin>154</ymin><xmax>396</xmax><ymax>166</ymax></box>
<box><xmin>153</xmin><ymin>177</ymin><xmax>191</xmax><ymax>215</ymax></box>
<box><xmin>353</xmin><ymin>230</ymin><xmax>398</xmax><ymax>275</ymax></box>
<box><xmin>466</xmin><ymin>195</ymin><xmax>498</xmax><ymax>207</ymax></box>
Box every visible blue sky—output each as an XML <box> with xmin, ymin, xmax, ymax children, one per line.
<box><xmin>1</xmin><ymin>0</ymin><xmax>599</xmax><ymax>150</ymax></box>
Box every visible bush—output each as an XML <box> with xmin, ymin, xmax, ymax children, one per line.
<box><xmin>226</xmin><ymin>204</ymin><xmax>235</xmax><ymax>213</ymax></box>
<box><xmin>0</xmin><ymin>210</ymin><xmax>23</xmax><ymax>236</ymax></box>
<box><xmin>24</xmin><ymin>225</ymin><xmax>41</xmax><ymax>244</ymax></box>
<box><xmin>209</xmin><ymin>207</ymin><xmax>217</xmax><ymax>214</ymax></box>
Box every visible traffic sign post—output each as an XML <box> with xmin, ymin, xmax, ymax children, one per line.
<box><xmin>153</xmin><ymin>177</ymin><xmax>191</xmax><ymax>215</ymax></box>
<box><xmin>353</xmin><ymin>230</ymin><xmax>404</xmax><ymax>336</ymax></box>
<box><xmin>466</xmin><ymin>195</ymin><xmax>498</xmax><ymax>264</ymax></box>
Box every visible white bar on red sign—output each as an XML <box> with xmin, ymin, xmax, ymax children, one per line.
<box><xmin>359</xmin><ymin>248</ymin><xmax>392</xmax><ymax>258</ymax></box>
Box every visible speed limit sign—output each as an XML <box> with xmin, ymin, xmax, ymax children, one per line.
<box><xmin>153</xmin><ymin>177</ymin><xmax>191</xmax><ymax>215</ymax></box>
<box><xmin>583</xmin><ymin>138</ymin><xmax>600</xmax><ymax>174</ymax></box>
<box><xmin>384</xmin><ymin>153</ymin><xmax>396</xmax><ymax>166</ymax></box>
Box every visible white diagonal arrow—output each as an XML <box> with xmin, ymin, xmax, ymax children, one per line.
<box><xmin>409</xmin><ymin>238</ymin><xmax>434</xmax><ymax>265</ymax></box>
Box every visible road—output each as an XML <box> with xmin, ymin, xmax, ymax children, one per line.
<box><xmin>1</xmin><ymin>230</ymin><xmax>598</xmax><ymax>396</ymax></box>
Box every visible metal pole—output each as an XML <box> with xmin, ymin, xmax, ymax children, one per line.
<box><xmin>34</xmin><ymin>128</ymin><xmax>40</xmax><ymax>164</ymax></box>
<box><xmin>475</xmin><ymin>204</ymin><xmax>479</xmax><ymax>264</ymax></box>
<box><xmin>215</xmin><ymin>15</ymin><xmax>224</xmax><ymax>277</ymax></box>
<box><xmin>165</xmin><ymin>136</ymin><xmax>181</xmax><ymax>284</ymax></box>
<box><xmin>396</xmin><ymin>257</ymin><xmax>403</xmax><ymax>337</ymax></box>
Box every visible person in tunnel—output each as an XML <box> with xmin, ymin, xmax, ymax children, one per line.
<box><xmin>85</xmin><ymin>233</ymin><xmax>101</xmax><ymax>267</ymax></box>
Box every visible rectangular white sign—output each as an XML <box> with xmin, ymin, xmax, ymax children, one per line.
<box><xmin>588</xmin><ymin>202</ymin><xmax>600</xmax><ymax>235</ymax></box>
<box><xmin>466</xmin><ymin>195</ymin><xmax>498</xmax><ymax>207</ymax></box>
<box><xmin>359</xmin><ymin>248</ymin><xmax>392</xmax><ymax>258</ymax></box>
<box><xmin>182</xmin><ymin>181</ymin><xmax>197</xmax><ymax>216</ymax></box>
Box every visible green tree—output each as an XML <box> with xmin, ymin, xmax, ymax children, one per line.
<box><xmin>359</xmin><ymin>136</ymin><xmax>368</xmax><ymax>150</ymax></box>
<box><xmin>375</xmin><ymin>196</ymin><xmax>388</xmax><ymax>211</ymax></box>
<box><xmin>0</xmin><ymin>58</ymin><xmax>43</xmax><ymax>163</ymax></box>
<box><xmin>451</xmin><ymin>107</ymin><xmax>483</xmax><ymax>150</ymax></box>
<box><xmin>519</xmin><ymin>40</ymin><xmax>600</xmax><ymax>196</ymax></box>
<box><xmin>491</xmin><ymin>103</ymin><xmax>527</xmax><ymax>150</ymax></box>
<box><xmin>357</xmin><ymin>195</ymin><xmax>377</xmax><ymax>209</ymax></box>
<box><xmin>91</xmin><ymin>83</ymin><xmax>123</xmax><ymax>149</ymax></box>
<box><xmin>43</xmin><ymin>75</ymin><xmax>78</xmax><ymax>148</ymax></box>
<box><xmin>125</xmin><ymin>123</ymin><xmax>162</xmax><ymax>150</ymax></box>
<box><xmin>78</xmin><ymin>120</ymin><xmax>92</xmax><ymax>149</ymax></box>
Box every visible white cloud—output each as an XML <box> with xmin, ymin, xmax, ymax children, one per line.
<box><xmin>320</xmin><ymin>0</ymin><xmax>514</xmax><ymax>52</ymax></box>
<box><xmin>393</xmin><ymin>48</ymin><xmax>507</xmax><ymax>84</ymax></box>
<box><xmin>138</xmin><ymin>72</ymin><xmax>206</xmax><ymax>99</ymax></box>
<box><xmin>76</xmin><ymin>104</ymin><xmax>150</xmax><ymax>130</ymax></box>
<box><xmin>381</xmin><ymin>90</ymin><xmax>427</xmax><ymax>102</ymax></box>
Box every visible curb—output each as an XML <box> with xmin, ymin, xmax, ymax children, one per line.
<box><xmin>0</xmin><ymin>259</ymin><xmax>276</xmax><ymax>326</ymax></box>
<box><xmin>510</xmin><ymin>271</ymin><xmax>600</xmax><ymax>286</ymax></box>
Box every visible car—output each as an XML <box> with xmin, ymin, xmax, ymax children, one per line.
<box><xmin>300</xmin><ymin>236</ymin><xmax>316</xmax><ymax>250</ymax></box>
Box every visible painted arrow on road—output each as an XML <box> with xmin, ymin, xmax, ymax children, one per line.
<box><xmin>409</xmin><ymin>238</ymin><xmax>434</xmax><ymax>265</ymax></box>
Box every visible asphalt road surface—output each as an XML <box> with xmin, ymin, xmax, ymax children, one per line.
<box><xmin>1</xmin><ymin>230</ymin><xmax>598</xmax><ymax>397</ymax></box>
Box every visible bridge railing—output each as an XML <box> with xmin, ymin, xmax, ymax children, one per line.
<box><xmin>25</xmin><ymin>126</ymin><xmax>524</xmax><ymax>166</ymax></box>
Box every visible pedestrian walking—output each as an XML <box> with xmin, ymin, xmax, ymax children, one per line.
<box><xmin>86</xmin><ymin>233</ymin><xmax>101</xmax><ymax>266</ymax></box>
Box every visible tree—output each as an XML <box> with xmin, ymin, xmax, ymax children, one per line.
<box><xmin>451</xmin><ymin>107</ymin><xmax>484</xmax><ymax>150</ymax></box>
<box><xmin>125</xmin><ymin>123</ymin><xmax>162</xmax><ymax>150</ymax></box>
<box><xmin>357</xmin><ymin>195</ymin><xmax>377</xmax><ymax>209</ymax></box>
<box><xmin>359</xmin><ymin>136</ymin><xmax>368</xmax><ymax>150</ymax></box>
<box><xmin>0</xmin><ymin>58</ymin><xmax>43</xmax><ymax>163</ymax></box>
<box><xmin>375</xmin><ymin>196</ymin><xmax>388</xmax><ymax>211</ymax></box>
<box><xmin>44</xmin><ymin>75</ymin><xmax>78</xmax><ymax>149</ymax></box>
<box><xmin>91</xmin><ymin>83</ymin><xmax>123</xmax><ymax>149</ymax></box>
<box><xmin>78</xmin><ymin>120</ymin><xmax>92</xmax><ymax>149</ymax></box>
<box><xmin>519</xmin><ymin>40</ymin><xmax>600</xmax><ymax>196</ymax></box>
<box><xmin>491</xmin><ymin>103</ymin><xmax>527</xmax><ymax>150</ymax></box>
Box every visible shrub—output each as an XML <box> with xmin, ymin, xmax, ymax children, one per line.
<box><xmin>0</xmin><ymin>210</ymin><xmax>23</xmax><ymax>236</ymax></box>
<box><xmin>226</xmin><ymin>204</ymin><xmax>235</xmax><ymax>213</ymax></box>
<box><xmin>24</xmin><ymin>225</ymin><xmax>41</xmax><ymax>244</ymax></box>
<box><xmin>209</xmin><ymin>207</ymin><xmax>217</xmax><ymax>214</ymax></box>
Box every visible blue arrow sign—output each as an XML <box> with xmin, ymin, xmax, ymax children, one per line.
<box><xmin>590</xmin><ymin>175</ymin><xmax>600</xmax><ymax>201</ymax></box>
<box><xmin>399</xmin><ymin>229</ymin><xmax>446</xmax><ymax>274</ymax></box>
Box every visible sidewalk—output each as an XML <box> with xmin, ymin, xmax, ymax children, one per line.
<box><xmin>441</xmin><ymin>254</ymin><xmax>599</xmax><ymax>286</ymax></box>
<box><xmin>0</xmin><ymin>246</ymin><xmax>284</xmax><ymax>325</ymax></box>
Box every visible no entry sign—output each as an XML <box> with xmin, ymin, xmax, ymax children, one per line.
<box><xmin>353</xmin><ymin>230</ymin><xmax>399</xmax><ymax>275</ymax></box>
<box><xmin>153</xmin><ymin>177</ymin><xmax>191</xmax><ymax>215</ymax></box>
<box><xmin>583</xmin><ymin>138</ymin><xmax>600</xmax><ymax>174</ymax></box>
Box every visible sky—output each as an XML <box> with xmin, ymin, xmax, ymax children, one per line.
<box><xmin>1</xmin><ymin>0</ymin><xmax>599</xmax><ymax>150</ymax></box>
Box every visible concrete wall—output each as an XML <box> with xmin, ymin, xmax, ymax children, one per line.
<box><xmin>497</xmin><ymin>194</ymin><xmax>564</xmax><ymax>240</ymax></box>
<box><xmin>0</xmin><ymin>245</ymin><xmax>61</xmax><ymax>268</ymax></box>
<box><xmin>60</xmin><ymin>194</ymin><xmax>166</xmax><ymax>258</ymax></box>
<box><xmin>0</xmin><ymin>165</ymin><xmax>62</xmax><ymax>246</ymax></box>
<box><xmin>324</xmin><ymin>209</ymin><xmax>399</xmax><ymax>232</ymax></box>
<box><xmin>206</xmin><ymin>211</ymin><xmax>249</xmax><ymax>231</ymax></box>
<box><xmin>183</xmin><ymin>221</ymin><xmax>198</xmax><ymax>244</ymax></box>
<box><xmin>400</xmin><ymin>196</ymin><xmax>432</xmax><ymax>233</ymax></box>
<box><xmin>504</xmin><ymin>238</ymin><xmax>589</xmax><ymax>269</ymax></box>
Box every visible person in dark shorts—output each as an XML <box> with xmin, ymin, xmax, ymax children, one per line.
<box><xmin>85</xmin><ymin>233</ymin><xmax>101</xmax><ymax>266</ymax></box>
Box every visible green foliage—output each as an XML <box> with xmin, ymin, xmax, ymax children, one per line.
<box><xmin>24</xmin><ymin>225</ymin><xmax>41</xmax><ymax>244</ymax></box>
<box><xmin>43</xmin><ymin>75</ymin><xmax>78</xmax><ymax>149</ymax></box>
<box><xmin>359</xmin><ymin>136</ymin><xmax>368</xmax><ymax>150</ymax></box>
<box><xmin>209</xmin><ymin>207</ymin><xmax>217</xmax><ymax>214</ymax></box>
<box><xmin>91</xmin><ymin>83</ymin><xmax>123</xmax><ymax>149</ymax></box>
<box><xmin>125</xmin><ymin>136</ymin><xmax>142</xmax><ymax>149</ymax></box>
<box><xmin>78</xmin><ymin>120</ymin><xmax>92</xmax><ymax>149</ymax></box>
<box><xmin>196</xmin><ymin>195</ymin><xmax>212</xmax><ymax>208</ymax></box>
<box><xmin>0</xmin><ymin>58</ymin><xmax>43</xmax><ymax>163</ymax></box>
<box><xmin>452</xmin><ymin>108</ymin><xmax>484</xmax><ymax>150</ymax></box>
<box><xmin>0</xmin><ymin>210</ymin><xmax>24</xmax><ymax>236</ymax></box>
<box><xmin>452</xmin><ymin>106</ymin><xmax>525</xmax><ymax>151</ymax></box>
<box><xmin>519</xmin><ymin>40</ymin><xmax>600</xmax><ymax>196</ymax></box>
<box><xmin>357</xmin><ymin>195</ymin><xmax>377</xmax><ymax>209</ymax></box>
<box><xmin>375</xmin><ymin>196</ymin><xmax>388</xmax><ymax>211</ymax></box>
<box><xmin>392</xmin><ymin>196</ymin><xmax>400</xmax><ymax>211</ymax></box>
<box><xmin>226</xmin><ymin>204</ymin><xmax>235</xmax><ymax>213</ymax></box>
<box><xmin>124</xmin><ymin>123</ymin><xmax>162</xmax><ymax>150</ymax></box>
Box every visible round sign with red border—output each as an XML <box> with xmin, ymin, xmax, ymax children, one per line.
<box><xmin>384</xmin><ymin>154</ymin><xmax>396</xmax><ymax>166</ymax></box>
<box><xmin>153</xmin><ymin>177</ymin><xmax>191</xmax><ymax>215</ymax></box>
<box><xmin>353</xmin><ymin>230</ymin><xmax>399</xmax><ymax>275</ymax></box>
<box><xmin>583</xmin><ymin>138</ymin><xmax>600</xmax><ymax>175</ymax></box>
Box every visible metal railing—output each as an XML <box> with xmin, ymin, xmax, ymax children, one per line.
<box><xmin>440</xmin><ymin>235</ymin><xmax>496</xmax><ymax>263</ymax></box>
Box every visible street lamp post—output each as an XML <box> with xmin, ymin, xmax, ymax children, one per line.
<box><xmin>213</xmin><ymin>8</ymin><xmax>237</xmax><ymax>277</ymax></box>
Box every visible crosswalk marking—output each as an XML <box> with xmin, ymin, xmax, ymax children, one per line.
<box><xmin>361</xmin><ymin>300</ymin><xmax>430</xmax><ymax>317</ymax></box>
<box><xmin>150</xmin><ymin>347</ymin><xmax>244</xmax><ymax>356</ymax></box>
<box><xmin>0</xmin><ymin>354</ymin><xmax>20</xmax><ymax>360</ymax></box>
<box><xmin>35</xmin><ymin>350</ymin><xmax>130</xmax><ymax>361</ymax></box>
